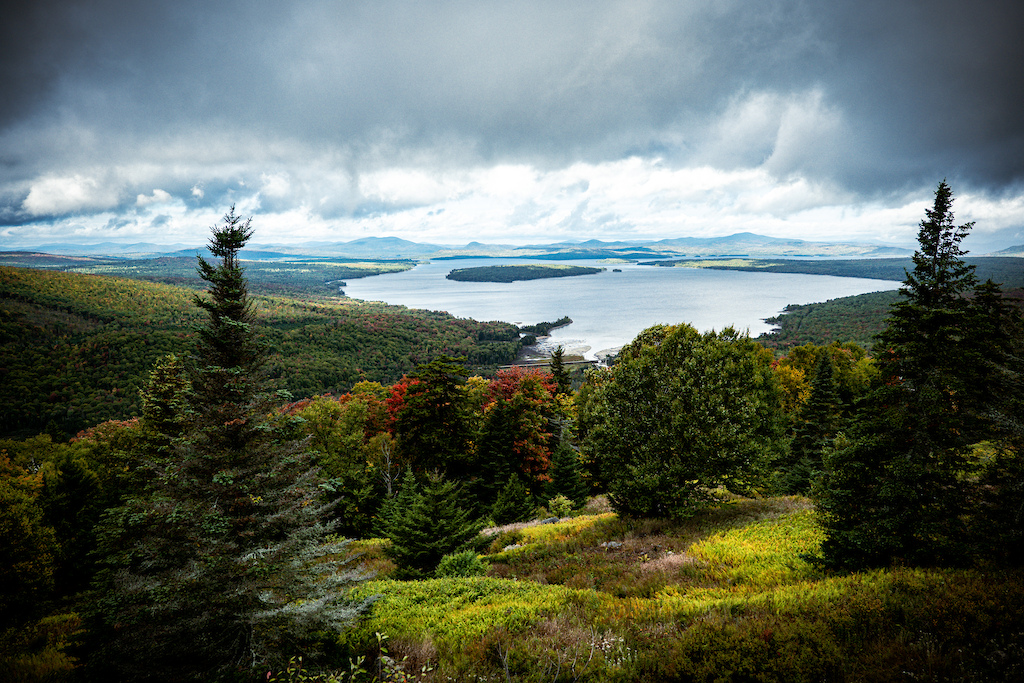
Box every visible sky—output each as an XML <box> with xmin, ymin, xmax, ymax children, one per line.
<box><xmin>2</xmin><ymin>0</ymin><xmax>1023</xmax><ymax>253</ymax></box>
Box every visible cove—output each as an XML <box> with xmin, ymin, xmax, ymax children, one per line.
<box><xmin>341</xmin><ymin>258</ymin><xmax>902</xmax><ymax>360</ymax></box>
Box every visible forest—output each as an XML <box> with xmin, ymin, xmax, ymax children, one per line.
<box><xmin>0</xmin><ymin>252</ymin><xmax>415</xmax><ymax>297</ymax></box>
<box><xmin>641</xmin><ymin>255</ymin><xmax>1024</xmax><ymax>288</ymax></box>
<box><xmin>446</xmin><ymin>265</ymin><xmax>605</xmax><ymax>283</ymax></box>
<box><xmin>2</xmin><ymin>185</ymin><xmax>1023</xmax><ymax>681</ymax></box>
<box><xmin>0</xmin><ymin>265</ymin><xmax>523</xmax><ymax>440</ymax></box>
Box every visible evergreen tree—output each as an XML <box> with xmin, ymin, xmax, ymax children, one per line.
<box><xmin>375</xmin><ymin>467</ymin><xmax>418</xmax><ymax>538</ymax></box>
<box><xmin>88</xmin><ymin>209</ymin><xmax>370</xmax><ymax>681</ymax></box>
<box><xmin>490</xmin><ymin>474</ymin><xmax>535</xmax><ymax>526</ymax></box>
<box><xmin>39</xmin><ymin>454</ymin><xmax>104</xmax><ymax>597</ymax></box>
<box><xmin>0</xmin><ymin>469</ymin><xmax>58</xmax><ymax>633</ymax></box>
<box><xmin>383</xmin><ymin>473</ymin><xmax>482</xmax><ymax>578</ymax></box>
<box><xmin>138</xmin><ymin>353</ymin><xmax>192</xmax><ymax>457</ymax></box>
<box><xmin>780</xmin><ymin>352</ymin><xmax>840</xmax><ymax>493</ymax></box>
<box><xmin>817</xmin><ymin>181</ymin><xmax>1022</xmax><ymax>570</ymax></box>
<box><xmin>472</xmin><ymin>367</ymin><xmax>558</xmax><ymax>510</ymax></box>
<box><xmin>549</xmin><ymin>345</ymin><xmax>572</xmax><ymax>395</ymax></box>
<box><xmin>191</xmin><ymin>206</ymin><xmax>264</xmax><ymax>453</ymax></box>
<box><xmin>392</xmin><ymin>356</ymin><xmax>474</xmax><ymax>479</ymax></box>
<box><xmin>544</xmin><ymin>441</ymin><xmax>588</xmax><ymax>508</ymax></box>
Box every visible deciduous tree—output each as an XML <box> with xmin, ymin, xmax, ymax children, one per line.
<box><xmin>581</xmin><ymin>324</ymin><xmax>785</xmax><ymax>520</ymax></box>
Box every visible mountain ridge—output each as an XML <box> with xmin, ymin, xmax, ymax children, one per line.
<box><xmin>3</xmin><ymin>232</ymin><xmax>916</xmax><ymax>260</ymax></box>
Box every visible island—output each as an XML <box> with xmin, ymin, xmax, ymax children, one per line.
<box><xmin>446</xmin><ymin>264</ymin><xmax>605</xmax><ymax>283</ymax></box>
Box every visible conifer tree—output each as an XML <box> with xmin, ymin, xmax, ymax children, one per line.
<box><xmin>549</xmin><ymin>345</ymin><xmax>572</xmax><ymax>395</ymax></box>
<box><xmin>392</xmin><ymin>356</ymin><xmax>474</xmax><ymax>479</ymax></box>
<box><xmin>138</xmin><ymin>352</ymin><xmax>193</xmax><ymax>458</ymax></box>
<box><xmin>491</xmin><ymin>474</ymin><xmax>535</xmax><ymax>525</ymax></box>
<box><xmin>384</xmin><ymin>472</ymin><xmax>482</xmax><ymax>578</ymax></box>
<box><xmin>88</xmin><ymin>209</ymin><xmax>370</xmax><ymax>681</ymax></box>
<box><xmin>817</xmin><ymin>181</ymin><xmax>1022</xmax><ymax>569</ymax></box>
<box><xmin>780</xmin><ymin>352</ymin><xmax>840</xmax><ymax>493</ymax></box>
<box><xmin>544</xmin><ymin>441</ymin><xmax>588</xmax><ymax>508</ymax></box>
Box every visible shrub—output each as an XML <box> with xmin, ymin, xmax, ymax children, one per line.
<box><xmin>547</xmin><ymin>495</ymin><xmax>574</xmax><ymax>518</ymax></box>
<box><xmin>436</xmin><ymin>551</ymin><xmax>488</xmax><ymax>578</ymax></box>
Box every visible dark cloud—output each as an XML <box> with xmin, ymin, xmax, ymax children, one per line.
<box><xmin>1</xmin><ymin>1</ymin><xmax>1022</xmax><ymax>242</ymax></box>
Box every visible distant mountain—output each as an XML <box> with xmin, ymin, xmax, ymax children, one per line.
<box><xmin>993</xmin><ymin>244</ymin><xmax>1024</xmax><ymax>257</ymax></box>
<box><xmin>17</xmin><ymin>241</ymin><xmax>197</xmax><ymax>256</ymax></box>
<box><xmin>5</xmin><ymin>232</ymin><xmax>914</xmax><ymax>261</ymax></box>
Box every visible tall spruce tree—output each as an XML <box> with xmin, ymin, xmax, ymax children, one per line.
<box><xmin>549</xmin><ymin>345</ymin><xmax>572</xmax><ymax>395</ymax></box>
<box><xmin>817</xmin><ymin>181</ymin><xmax>1020</xmax><ymax>569</ymax></box>
<box><xmin>544</xmin><ymin>441</ymin><xmax>589</xmax><ymax>508</ymax></box>
<box><xmin>780</xmin><ymin>352</ymin><xmax>841</xmax><ymax>494</ymax></box>
<box><xmin>88</xmin><ymin>209</ymin><xmax>370</xmax><ymax>681</ymax></box>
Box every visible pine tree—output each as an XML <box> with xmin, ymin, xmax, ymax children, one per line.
<box><xmin>191</xmin><ymin>206</ymin><xmax>264</xmax><ymax>453</ymax></box>
<box><xmin>781</xmin><ymin>352</ymin><xmax>840</xmax><ymax>493</ymax></box>
<box><xmin>384</xmin><ymin>472</ymin><xmax>482</xmax><ymax>578</ymax></box>
<box><xmin>491</xmin><ymin>474</ymin><xmax>536</xmax><ymax>525</ymax></box>
<box><xmin>88</xmin><ymin>209</ymin><xmax>370</xmax><ymax>681</ymax></box>
<box><xmin>549</xmin><ymin>345</ymin><xmax>572</xmax><ymax>395</ymax></box>
<box><xmin>817</xmin><ymin>181</ymin><xmax>1022</xmax><ymax>570</ymax></box>
<box><xmin>544</xmin><ymin>441</ymin><xmax>588</xmax><ymax>508</ymax></box>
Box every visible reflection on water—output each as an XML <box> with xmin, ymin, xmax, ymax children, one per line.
<box><xmin>342</xmin><ymin>259</ymin><xmax>901</xmax><ymax>360</ymax></box>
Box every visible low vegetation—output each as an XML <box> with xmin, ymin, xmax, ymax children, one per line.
<box><xmin>337</xmin><ymin>501</ymin><xmax>1024</xmax><ymax>681</ymax></box>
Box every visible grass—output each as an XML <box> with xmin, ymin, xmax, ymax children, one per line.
<box><xmin>340</xmin><ymin>496</ymin><xmax>1024</xmax><ymax>681</ymax></box>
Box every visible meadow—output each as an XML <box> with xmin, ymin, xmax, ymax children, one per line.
<box><xmin>330</xmin><ymin>497</ymin><xmax>1024</xmax><ymax>682</ymax></box>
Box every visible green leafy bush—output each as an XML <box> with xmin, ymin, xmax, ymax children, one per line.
<box><xmin>547</xmin><ymin>494</ymin><xmax>574</xmax><ymax>518</ymax></box>
<box><xmin>435</xmin><ymin>551</ymin><xmax>488</xmax><ymax>578</ymax></box>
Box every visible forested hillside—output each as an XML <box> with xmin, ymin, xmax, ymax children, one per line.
<box><xmin>0</xmin><ymin>252</ymin><xmax>414</xmax><ymax>296</ymax></box>
<box><xmin>643</xmin><ymin>255</ymin><xmax>1024</xmax><ymax>286</ymax></box>
<box><xmin>757</xmin><ymin>290</ymin><xmax>902</xmax><ymax>351</ymax></box>
<box><xmin>0</xmin><ymin>266</ymin><xmax>523</xmax><ymax>439</ymax></box>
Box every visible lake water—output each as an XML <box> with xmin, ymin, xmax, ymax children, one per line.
<box><xmin>342</xmin><ymin>259</ymin><xmax>902</xmax><ymax>360</ymax></box>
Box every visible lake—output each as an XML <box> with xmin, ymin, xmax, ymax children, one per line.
<box><xmin>341</xmin><ymin>259</ymin><xmax>902</xmax><ymax>359</ymax></box>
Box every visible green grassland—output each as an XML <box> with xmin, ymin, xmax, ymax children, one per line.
<box><xmin>0</xmin><ymin>266</ymin><xmax>523</xmax><ymax>438</ymax></box>
<box><xmin>338</xmin><ymin>498</ymin><xmax>1024</xmax><ymax>681</ymax></box>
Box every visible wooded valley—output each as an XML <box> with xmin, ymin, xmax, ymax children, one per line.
<box><xmin>2</xmin><ymin>185</ymin><xmax>1023</xmax><ymax>681</ymax></box>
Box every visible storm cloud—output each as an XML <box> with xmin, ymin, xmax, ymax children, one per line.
<box><xmin>2</xmin><ymin>0</ymin><xmax>1023</xmax><ymax>250</ymax></box>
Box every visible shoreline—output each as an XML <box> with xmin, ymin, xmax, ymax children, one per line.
<box><xmin>515</xmin><ymin>335</ymin><xmax>620</xmax><ymax>366</ymax></box>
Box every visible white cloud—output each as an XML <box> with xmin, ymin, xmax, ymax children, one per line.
<box><xmin>3</xmin><ymin>151</ymin><xmax>1021</xmax><ymax>253</ymax></box>
<box><xmin>136</xmin><ymin>189</ymin><xmax>173</xmax><ymax>207</ymax></box>
<box><xmin>259</xmin><ymin>173</ymin><xmax>291</xmax><ymax>199</ymax></box>
<box><xmin>22</xmin><ymin>174</ymin><xmax>121</xmax><ymax>216</ymax></box>
<box><xmin>357</xmin><ymin>168</ymin><xmax>466</xmax><ymax>206</ymax></box>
